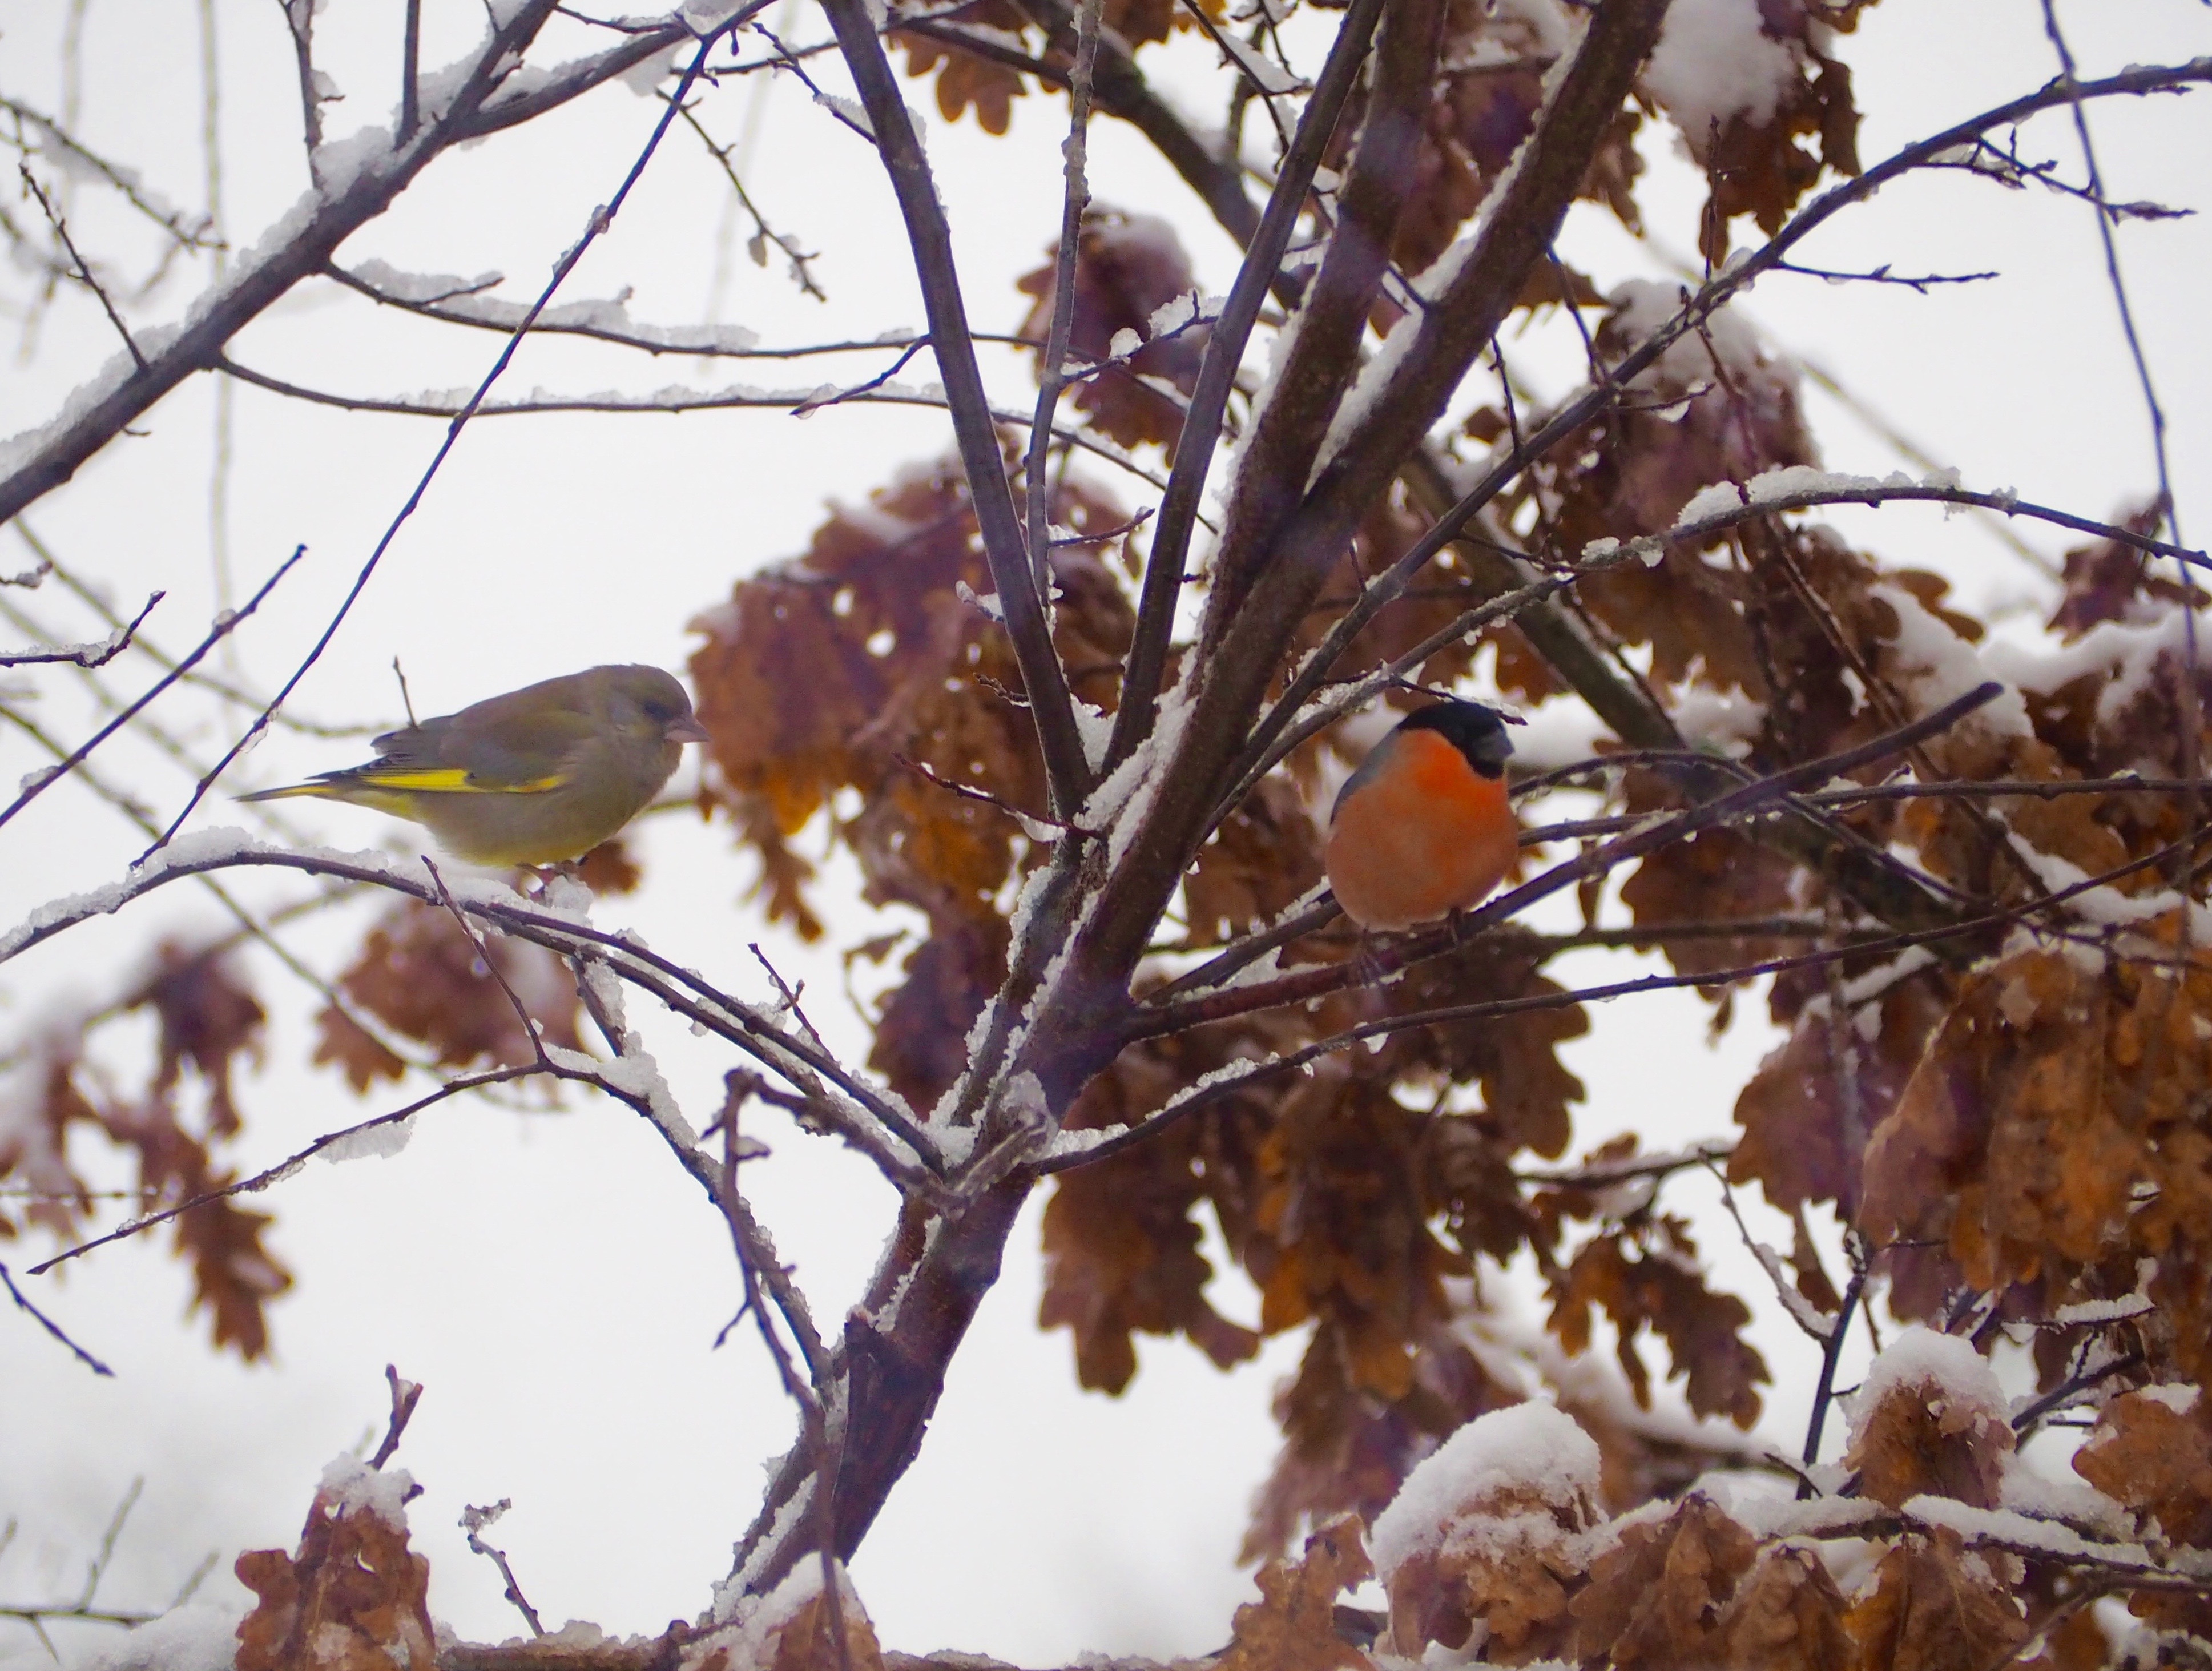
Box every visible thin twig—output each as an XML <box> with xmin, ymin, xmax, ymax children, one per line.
<box><xmin>209</xmin><ymin>355</ymin><xmax>1176</xmax><ymax>496</ymax></box>
<box><xmin>1799</xmin><ymin>1263</ymin><xmax>1866</xmax><ymax>1489</ymax></box>
<box><xmin>29</xmin><ymin>1064</ymin><xmax>543</xmax><ymax>1275</ymax></box>
<box><xmin>425</xmin><ymin>857</ymin><xmax>549</xmax><ymax>1064</ymax></box>
<box><xmin>460</xmin><ymin>1501</ymin><xmax>545</xmax><ymax>1637</ymax></box>
<box><xmin>400</xmin><ymin>0</ymin><xmax>422</xmax><ymax>144</ymax></box>
<box><xmin>17</xmin><ymin>164</ymin><xmax>147</xmax><ymax>371</ymax></box>
<box><xmin>0</xmin><ymin>545</ymin><xmax>304</xmax><ymax>835</ymax></box>
<box><xmin>0</xmin><ymin>590</ymin><xmax>160</xmax><ymax>667</ymax></box>
<box><xmin>1022</xmin><ymin>0</ymin><xmax>1102</xmax><ymax>604</ymax></box>
<box><xmin>1</xmin><ymin>1258</ymin><xmax>114</xmax><ymax>1375</ymax></box>
<box><xmin>369</xmin><ymin>1364</ymin><xmax>424</xmax><ymax>1468</ymax></box>
<box><xmin>819</xmin><ymin>0</ymin><xmax>1093</xmax><ymax>815</ymax></box>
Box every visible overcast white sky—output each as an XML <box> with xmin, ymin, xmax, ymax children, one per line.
<box><xmin>2</xmin><ymin>2</ymin><xmax>2209</xmax><ymax>1664</ymax></box>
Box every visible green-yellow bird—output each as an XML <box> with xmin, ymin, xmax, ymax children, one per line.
<box><xmin>241</xmin><ymin>663</ymin><xmax>711</xmax><ymax>867</ymax></box>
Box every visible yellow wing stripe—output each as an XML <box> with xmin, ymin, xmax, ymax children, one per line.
<box><xmin>348</xmin><ymin>765</ymin><xmax>570</xmax><ymax>794</ymax></box>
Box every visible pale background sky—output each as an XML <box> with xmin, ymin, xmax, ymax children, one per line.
<box><xmin>2</xmin><ymin>1</ymin><xmax>2208</xmax><ymax>1664</ymax></box>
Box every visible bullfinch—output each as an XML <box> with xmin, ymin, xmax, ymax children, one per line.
<box><xmin>1324</xmin><ymin>699</ymin><xmax>1518</xmax><ymax>931</ymax></box>
<box><xmin>241</xmin><ymin>663</ymin><xmax>710</xmax><ymax>867</ymax></box>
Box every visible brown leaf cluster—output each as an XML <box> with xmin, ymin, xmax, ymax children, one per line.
<box><xmin>1861</xmin><ymin>932</ymin><xmax>2212</xmax><ymax>1376</ymax></box>
<box><xmin>1323</xmin><ymin>0</ymin><xmax>1645</xmax><ymax>279</ymax></box>
<box><xmin>1649</xmin><ymin>2</ymin><xmax>1875</xmax><ymax>263</ymax></box>
<box><xmin>1015</xmin><ymin>206</ymin><xmax>1207</xmax><ymax>450</ymax></box>
<box><xmin>1842</xmin><ymin>1529</ymin><xmax>2028</xmax><ymax>1671</ymax></box>
<box><xmin>1376</xmin><ymin>1420</ymin><xmax>1605</xmax><ymax>1663</ymax></box>
<box><xmin>2046</xmin><ymin>502</ymin><xmax>2198</xmax><ymax>642</ymax></box>
<box><xmin>0</xmin><ymin>941</ymin><xmax>291</xmax><ymax>1358</ymax></box>
<box><xmin>313</xmin><ymin>900</ymin><xmax>583</xmax><ymax>1093</ymax></box>
<box><xmin>236</xmin><ymin>1468</ymin><xmax>437</xmax><ymax>1671</ymax></box>
<box><xmin>1045</xmin><ymin>932</ymin><xmax>1612</xmax><ymax>1557</ymax></box>
<box><xmin>1844</xmin><ymin>1342</ymin><xmax>2013</xmax><ymax>1512</ymax></box>
<box><xmin>1369</xmin><ymin>1404</ymin><xmax>2097</xmax><ymax>1671</ymax></box>
<box><xmin>688</xmin><ymin>1572</ymin><xmax>888</xmax><ymax>1671</ymax></box>
<box><xmin>2074</xmin><ymin>1390</ymin><xmax>2212</xmax><ymax>1636</ymax></box>
<box><xmin>690</xmin><ymin>452</ymin><xmax>1134</xmax><ymax>1109</ymax></box>
<box><xmin>1216</xmin><ymin>1516</ymin><xmax>1374</xmax><ymax>1671</ymax></box>
<box><xmin>895</xmin><ymin>1</ymin><xmax>1221</xmax><ymax>135</ymax></box>
<box><xmin>1732</xmin><ymin>958</ymin><xmax>1954</xmax><ymax>1219</ymax></box>
<box><xmin>1548</xmin><ymin>1213</ymin><xmax>1768</xmax><ymax>1427</ymax></box>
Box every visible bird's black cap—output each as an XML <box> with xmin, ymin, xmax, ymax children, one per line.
<box><xmin>1399</xmin><ymin>699</ymin><xmax>1516</xmax><ymax>778</ymax></box>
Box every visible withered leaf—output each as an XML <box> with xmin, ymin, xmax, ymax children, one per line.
<box><xmin>1845</xmin><ymin>1337</ymin><xmax>2012</xmax><ymax>1512</ymax></box>
<box><xmin>1842</xmin><ymin>1530</ymin><xmax>2028</xmax><ymax>1671</ymax></box>
<box><xmin>1570</xmin><ymin>1494</ymin><xmax>1757</xmax><ymax>1669</ymax></box>
<box><xmin>236</xmin><ymin>1468</ymin><xmax>437</xmax><ymax>1671</ymax></box>
<box><xmin>1218</xmin><ymin>1515</ymin><xmax>1373</xmax><ymax>1671</ymax></box>
<box><xmin>1709</xmin><ymin>1544</ymin><xmax>1853</xmax><ymax>1671</ymax></box>
<box><xmin>1548</xmin><ymin>1221</ymin><xmax>1767</xmax><ymax>1426</ymax></box>
<box><xmin>1016</xmin><ymin>207</ymin><xmax>1206</xmax><ymax>450</ymax></box>
<box><xmin>132</xmin><ymin>941</ymin><xmax>264</xmax><ymax>1137</ymax></box>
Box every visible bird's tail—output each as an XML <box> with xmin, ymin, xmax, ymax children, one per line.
<box><xmin>235</xmin><ymin>782</ymin><xmax>328</xmax><ymax>803</ymax></box>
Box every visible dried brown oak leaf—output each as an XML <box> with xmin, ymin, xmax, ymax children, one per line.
<box><xmin>1039</xmin><ymin>1036</ymin><xmax>1262</xmax><ymax>1392</ymax></box>
<box><xmin>1707</xmin><ymin>1543</ymin><xmax>1854</xmax><ymax>1671</ymax></box>
<box><xmin>1502</xmin><ymin>289</ymin><xmax>1818</xmax><ymax>694</ymax></box>
<box><xmin>1016</xmin><ymin>206</ymin><xmax>1206</xmax><ymax>449</ymax></box>
<box><xmin>99</xmin><ymin>1079</ymin><xmax>293</xmax><ymax>1359</ymax></box>
<box><xmin>0</xmin><ymin>1037</ymin><xmax>106</xmax><ymax>1239</ymax></box>
<box><xmin>686</xmin><ymin>1565</ymin><xmax>887</xmax><ymax>1671</ymax></box>
<box><xmin>175</xmin><ymin>1190</ymin><xmax>292</xmax><ymax>1361</ymax></box>
<box><xmin>1242</xmin><ymin>1315</ymin><xmax>1524</xmax><ymax>1564</ymax></box>
<box><xmin>1548</xmin><ymin>1218</ymin><xmax>1767</xmax><ymax>1426</ymax></box>
<box><xmin>1843</xmin><ymin>1326</ymin><xmax>2013</xmax><ymax>1512</ymax></box>
<box><xmin>314</xmin><ymin>899</ymin><xmax>581</xmax><ymax>1091</ymax></box>
<box><xmin>758</xmin><ymin>1578</ymin><xmax>884</xmax><ymax>1671</ymax></box>
<box><xmin>2046</xmin><ymin>500</ymin><xmax>2200</xmax><ymax>642</ymax></box>
<box><xmin>1732</xmin><ymin>957</ymin><xmax>1952</xmax><ymax>1218</ymax></box>
<box><xmin>134</xmin><ymin>940</ymin><xmax>265</xmax><ymax>1137</ymax></box>
<box><xmin>2074</xmin><ymin>1390</ymin><xmax>2212</xmax><ymax>1634</ymax></box>
<box><xmin>1570</xmin><ymin>1493</ymin><xmax>1758</xmax><ymax>1669</ymax></box>
<box><xmin>1643</xmin><ymin>2</ymin><xmax>1870</xmax><ymax>263</ymax></box>
<box><xmin>574</xmin><ymin>836</ymin><xmax>642</xmax><ymax>895</ymax></box>
<box><xmin>1895</xmin><ymin>706</ymin><xmax>2130</xmax><ymax>911</ymax></box>
<box><xmin>895</xmin><ymin>2</ymin><xmax>1029</xmax><ymax>134</ymax></box>
<box><xmin>1842</xmin><ymin>1528</ymin><xmax>2028</xmax><ymax>1671</ymax></box>
<box><xmin>1247</xmin><ymin>1072</ymin><xmax>1464</xmax><ymax>1403</ymax></box>
<box><xmin>1861</xmin><ymin>938</ymin><xmax>2212</xmax><ymax>1312</ymax></box>
<box><xmin>1181</xmin><ymin>775</ymin><xmax>1325</xmax><ymax>949</ymax></box>
<box><xmin>1369</xmin><ymin>1402</ymin><xmax>1604</xmax><ymax>1664</ymax></box>
<box><xmin>896</xmin><ymin>0</ymin><xmax>1219</xmax><ymax>132</ymax></box>
<box><xmin>689</xmin><ymin>454</ymin><xmax>1130</xmax><ymax>947</ymax></box>
<box><xmin>1378</xmin><ymin>931</ymin><xmax>1589</xmax><ymax>1162</ymax></box>
<box><xmin>2075</xmin><ymin>1389</ymin><xmax>2212</xmax><ymax>1548</ymax></box>
<box><xmin>1617</xmin><ymin>827</ymin><xmax>1799</xmax><ymax>985</ymax></box>
<box><xmin>1324</xmin><ymin>0</ymin><xmax>1642</xmax><ymax>277</ymax></box>
<box><xmin>1041</xmin><ymin>997</ymin><xmax>1310</xmax><ymax>1395</ymax></box>
<box><xmin>1217</xmin><ymin>1515</ymin><xmax>1374</xmax><ymax>1671</ymax></box>
<box><xmin>236</xmin><ymin>1461</ymin><xmax>436</xmax><ymax>1671</ymax></box>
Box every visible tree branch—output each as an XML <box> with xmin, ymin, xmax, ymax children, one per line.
<box><xmin>1105</xmin><ymin>0</ymin><xmax>1386</xmax><ymax>767</ymax></box>
<box><xmin>0</xmin><ymin>0</ymin><xmax>567</xmax><ymax>529</ymax></box>
<box><xmin>1201</xmin><ymin>0</ymin><xmax>1445</xmax><ymax>631</ymax></box>
<box><xmin>820</xmin><ymin>0</ymin><xmax>1093</xmax><ymax>815</ymax></box>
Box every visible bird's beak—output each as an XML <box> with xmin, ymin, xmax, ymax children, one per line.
<box><xmin>667</xmin><ymin>717</ymin><xmax>712</xmax><ymax>746</ymax></box>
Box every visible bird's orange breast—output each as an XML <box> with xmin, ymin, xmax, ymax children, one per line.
<box><xmin>1325</xmin><ymin>730</ymin><xmax>1517</xmax><ymax>931</ymax></box>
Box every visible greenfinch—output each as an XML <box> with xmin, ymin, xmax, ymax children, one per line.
<box><xmin>241</xmin><ymin>663</ymin><xmax>710</xmax><ymax>867</ymax></box>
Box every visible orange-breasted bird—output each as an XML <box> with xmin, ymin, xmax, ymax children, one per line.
<box><xmin>1324</xmin><ymin>699</ymin><xmax>1518</xmax><ymax>932</ymax></box>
